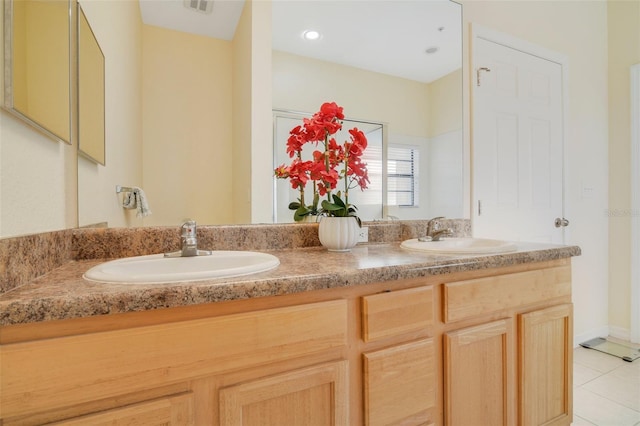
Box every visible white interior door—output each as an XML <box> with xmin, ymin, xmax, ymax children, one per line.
<box><xmin>473</xmin><ymin>36</ymin><xmax>565</xmax><ymax>243</ymax></box>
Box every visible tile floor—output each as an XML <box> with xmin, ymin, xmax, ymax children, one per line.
<box><xmin>573</xmin><ymin>343</ymin><xmax>640</xmax><ymax>426</ymax></box>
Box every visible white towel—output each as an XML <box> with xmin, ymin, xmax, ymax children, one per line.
<box><xmin>122</xmin><ymin>187</ymin><xmax>152</xmax><ymax>218</ymax></box>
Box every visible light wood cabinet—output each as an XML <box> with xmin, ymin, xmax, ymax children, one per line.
<box><xmin>519</xmin><ymin>304</ymin><xmax>573</xmax><ymax>426</ymax></box>
<box><xmin>0</xmin><ymin>259</ymin><xmax>573</xmax><ymax>425</ymax></box>
<box><xmin>444</xmin><ymin>319</ymin><xmax>515</xmax><ymax>426</ymax></box>
<box><xmin>48</xmin><ymin>393</ymin><xmax>195</xmax><ymax>426</ymax></box>
<box><xmin>442</xmin><ymin>262</ymin><xmax>573</xmax><ymax>426</ymax></box>
<box><xmin>362</xmin><ymin>286</ymin><xmax>434</xmax><ymax>342</ymax></box>
<box><xmin>364</xmin><ymin>339</ymin><xmax>436</xmax><ymax>426</ymax></box>
<box><xmin>219</xmin><ymin>361</ymin><xmax>348</xmax><ymax>426</ymax></box>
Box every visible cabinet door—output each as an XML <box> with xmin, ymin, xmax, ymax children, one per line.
<box><xmin>363</xmin><ymin>338</ymin><xmax>436</xmax><ymax>426</ymax></box>
<box><xmin>519</xmin><ymin>304</ymin><xmax>573</xmax><ymax>426</ymax></box>
<box><xmin>444</xmin><ymin>318</ymin><xmax>515</xmax><ymax>426</ymax></box>
<box><xmin>48</xmin><ymin>392</ymin><xmax>194</xmax><ymax>425</ymax></box>
<box><xmin>219</xmin><ymin>361</ymin><xmax>348</xmax><ymax>426</ymax></box>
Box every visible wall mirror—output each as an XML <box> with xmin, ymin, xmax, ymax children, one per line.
<box><xmin>2</xmin><ymin>0</ymin><xmax>71</xmax><ymax>143</ymax></box>
<box><xmin>70</xmin><ymin>0</ymin><xmax>463</xmax><ymax>229</ymax></box>
<box><xmin>77</xmin><ymin>2</ymin><xmax>105</xmax><ymax>165</ymax></box>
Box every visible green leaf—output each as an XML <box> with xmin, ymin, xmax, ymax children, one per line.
<box><xmin>288</xmin><ymin>202</ymin><xmax>301</xmax><ymax>210</ymax></box>
<box><xmin>331</xmin><ymin>194</ymin><xmax>346</xmax><ymax>208</ymax></box>
<box><xmin>321</xmin><ymin>200</ymin><xmax>343</xmax><ymax>211</ymax></box>
<box><xmin>293</xmin><ymin>206</ymin><xmax>310</xmax><ymax>221</ymax></box>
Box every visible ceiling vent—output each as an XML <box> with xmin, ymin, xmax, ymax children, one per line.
<box><xmin>183</xmin><ymin>0</ymin><xmax>214</xmax><ymax>15</ymax></box>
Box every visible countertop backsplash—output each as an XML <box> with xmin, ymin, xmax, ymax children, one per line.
<box><xmin>0</xmin><ymin>219</ymin><xmax>470</xmax><ymax>295</ymax></box>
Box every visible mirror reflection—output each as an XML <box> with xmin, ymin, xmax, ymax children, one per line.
<box><xmin>4</xmin><ymin>0</ymin><xmax>70</xmax><ymax>143</ymax></box>
<box><xmin>77</xmin><ymin>0</ymin><xmax>464</xmax><ymax>229</ymax></box>
<box><xmin>78</xmin><ymin>3</ymin><xmax>105</xmax><ymax>165</ymax></box>
<box><xmin>272</xmin><ymin>0</ymin><xmax>463</xmax><ymax>220</ymax></box>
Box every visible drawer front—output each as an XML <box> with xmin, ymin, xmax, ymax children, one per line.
<box><xmin>443</xmin><ymin>265</ymin><xmax>571</xmax><ymax>323</ymax></box>
<box><xmin>362</xmin><ymin>286</ymin><xmax>434</xmax><ymax>342</ymax></box>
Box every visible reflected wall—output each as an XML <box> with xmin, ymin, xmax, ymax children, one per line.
<box><xmin>8</xmin><ymin>0</ymin><xmax>70</xmax><ymax>142</ymax></box>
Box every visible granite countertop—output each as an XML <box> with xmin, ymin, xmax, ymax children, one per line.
<box><xmin>0</xmin><ymin>242</ymin><xmax>580</xmax><ymax>326</ymax></box>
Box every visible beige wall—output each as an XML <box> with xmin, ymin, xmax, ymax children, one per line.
<box><xmin>428</xmin><ymin>68</ymin><xmax>463</xmax><ymax>139</ymax></box>
<box><xmin>232</xmin><ymin>0</ymin><xmax>272</xmax><ymax>224</ymax></box>
<box><xmin>0</xmin><ymin>1</ymin><xmax>76</xmax><ymax>238</ymax></box>
<box><xmin>142</xmin><ymin>25</ymin><xmax>233</xmax><ymax>226</ymax></box>
<box><xmin>231</xmin><ymin>0</ymin><xmax>253</xmax><ymax>224</ymax></box>
<box><xmin>77</xmin><ymin>0</ymin><xmax>143</xmax><ymax>229</ymax></box>
<box><xmin>273</xmin><ymin>50</ymin><xmax>431</xmax><ymax>138</ymax></box>
<box><xmin>608</xmin><ymin>0</ymin><xmax>640</xmax><ymax>336</ymax></box>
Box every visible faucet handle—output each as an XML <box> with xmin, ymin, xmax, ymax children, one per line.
<box><xmin>181</xmin><ymin>220</ymin><xmax>196</xmax><ymax>237</ymax></box>
<box><xmin>426</xmin><ymin>216</ymin><xmax>446</xmax><ymax>237</ymax></box>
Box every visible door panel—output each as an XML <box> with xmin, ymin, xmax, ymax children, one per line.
<box><xmin>473</xmin><ymin>37</ymin><xmax>564</xmax><ymax>243</ymax></box>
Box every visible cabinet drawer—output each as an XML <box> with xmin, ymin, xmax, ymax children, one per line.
<box><xmin>362</xmin><ymin>286</ymin><xmax>434</xmax><ymax>342</ymax></box>
<box><xmin>443</xmin><ymin>265</ymin><xmax>571</xmax><ymax>323</ymax></box>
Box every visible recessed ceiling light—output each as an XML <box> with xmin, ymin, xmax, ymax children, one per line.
<box><xmin>425</xmin><ymin>46</ymin><xmax>439</xmax><ymax>55</ymax></box>
<box><xmin>302</xmin><ymin>30</ymin><xmax>321</xmax><ymax>41</ymax></box>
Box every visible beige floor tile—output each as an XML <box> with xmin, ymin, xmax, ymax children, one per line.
<box><xmin>573</xmin><ymin>387</ymin><xmax>640</xmax><ymax>426</ymax></box>
<box><xmin>575</xmin><ymin>362</ymin><xmax>604</xmax><ymax>386</ymax></box>
<box><xmin>583</xmin><ymin>366</ymin><xmax>640</xmax><ymax>411</ymax></box>
<box><xmin>572</xmin><ymin>415</ymin><xmax>597</xmax><ymax>425</ymax></box>
<box><xmin>574</xmin><ymin>347</ymin><xmax>627</xmax><ymax>374</ymax></box>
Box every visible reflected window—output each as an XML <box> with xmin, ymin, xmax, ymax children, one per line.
<box><xmin>387</xmin><ymin>145</ymin><xmax>420</xmax><ymax>207</ymax></box>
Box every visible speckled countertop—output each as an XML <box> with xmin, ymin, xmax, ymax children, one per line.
<box><xmin>0</xmin><ymin>240</ymin><xmax>580</xmax><ymax>326</ymax></box>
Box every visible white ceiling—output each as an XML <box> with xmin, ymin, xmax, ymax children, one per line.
<box><xmin>139</xmin><ymin>0</ymin><xmax>462</xmax><ymax>84</ymax></box>
<box><xmin>139</xmin><ymin>0</ymin><xmax>245</xmax><ymax>41</ymax></box>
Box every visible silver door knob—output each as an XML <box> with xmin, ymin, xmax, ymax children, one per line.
<box><xmin>554</xmin><ymin>218</ymin><xmax>570</xmax><ymax>228</ymax></box>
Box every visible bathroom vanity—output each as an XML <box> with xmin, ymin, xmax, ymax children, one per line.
<box><xmin>0</xmin><ymin>230</ymin><xmax>578</xmax><ymax>426</ymax></box>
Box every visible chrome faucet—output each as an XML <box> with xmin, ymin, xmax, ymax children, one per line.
<box><xmin>164</xmin><ymin>220</ymin><xmax>212</xmax><ymax>257</ymax></box>
<box><xmin>419</xmin><ymin>216</ymin><xmax>454</xmax><ymax>242</ymax></box>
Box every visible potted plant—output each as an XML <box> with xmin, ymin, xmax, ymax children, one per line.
<box><xmin>275</xmin><ymin>102</ymin><xmax>369</xmax><ymax>251</ymax></box>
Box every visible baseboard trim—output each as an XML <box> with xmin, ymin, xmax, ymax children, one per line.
<box><xmin>608</xmin><ymin>325</ymin><xmax>631</xmax><ymax>341</ymax></box>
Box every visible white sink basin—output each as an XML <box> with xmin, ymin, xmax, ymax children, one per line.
<box><xmin>400</xmin><ymin>237</ymin><xmax>517</xmax><ymax>254</ymax></box>
<box><xmin>83</xmin><ymin>251</ymin><xmax>280</xmax><ymax>284</ymax></box>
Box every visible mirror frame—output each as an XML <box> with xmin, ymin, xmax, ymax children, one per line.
<box><xmin>2</xmin><ymin>0</ymin><xmax>72</xmax><ymax>144</ymax></box>
<box><xmin>77</xmin><ymin>1</ymin><xmax>105</xmax><ymax>165</ymax></box>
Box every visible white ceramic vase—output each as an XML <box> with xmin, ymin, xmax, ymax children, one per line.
<box><xmin>318</xmin><ymin>216</ymin><xmax>359</xmax><ymax>252</ymax></box>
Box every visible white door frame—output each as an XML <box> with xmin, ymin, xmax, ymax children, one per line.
<box><xmin>631</xmin><ymin>63</ymin><xmax>640</xmax><ymax>343</ymax></box>
<box><xmin>470</xmin><ymin>24</ymin><xmax>570</xmax><ymax>243</ymax></box>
